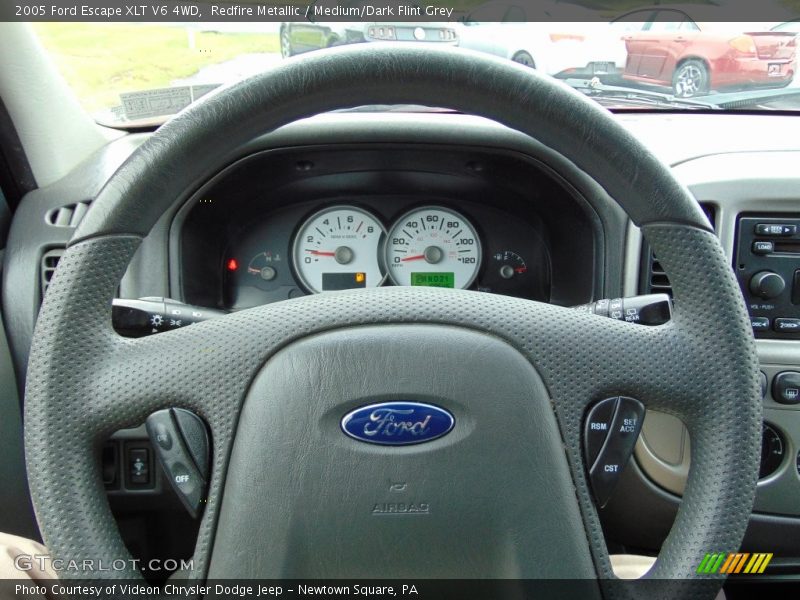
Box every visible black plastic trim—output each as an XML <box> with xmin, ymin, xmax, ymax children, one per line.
<box><xmin>0</xmin><ymin>96</ymin><xmax>36</xmax><ymax>210</ymax></box>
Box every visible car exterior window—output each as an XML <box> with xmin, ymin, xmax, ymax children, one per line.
<box><xmin>610</xmin><ymin>10</ymin><xmax>656</xmax><ymax>33</ymax></box>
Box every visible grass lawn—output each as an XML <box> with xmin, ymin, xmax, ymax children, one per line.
<box><xmin>33</xmin><ymin>23</ymin><xmax>279</xmax><ymax>113</ymax></box>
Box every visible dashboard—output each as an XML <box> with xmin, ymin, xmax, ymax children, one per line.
<box><xmin>5</xmin><ymin>110</ymin><xmax>800</xmax><ymax>562</ymax></box>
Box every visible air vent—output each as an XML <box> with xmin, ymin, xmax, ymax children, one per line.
<box><xmin>40</xmin><ymin>247</ymin><xmax>65</xmax><ymax>299</ymax></box>
<box><xmin>640</xmin><ymin>203</ymin><xmax>715</xmax><ymax>297</ymax></box>
<box><xmin>46</xmin><ymin>201</ymin><xmax>90</xmax><ymax>228</ymax></box>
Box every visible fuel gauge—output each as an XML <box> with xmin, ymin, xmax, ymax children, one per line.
<box><xmin>475</xmin><ymin>249</ymin><xmax>546</xmax><ymax>300</ymax></box>
<box><xmin>494</xmin><ymin>250</ymin><xmax>528</xmax><ymax>280</ymax></box>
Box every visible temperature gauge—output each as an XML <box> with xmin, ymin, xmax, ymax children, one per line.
<box><xmin>247</xmin><ymin>251</ymin><xmax>282</xmax><ymax>282</ymax></box>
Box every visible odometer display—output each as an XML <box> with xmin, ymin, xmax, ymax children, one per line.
<box><xmin>411</xmin><ymin>272</ymin><xmax>454</xmax><ymax>288</ymax></box>
<box><xmin>385</xmin><ymin>207</ymin><xmax>481</xmax><ymax>289</ymax></box>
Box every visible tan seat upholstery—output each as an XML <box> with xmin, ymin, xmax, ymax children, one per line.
<box><xmin>0</xmin><ymin>532</ymin><xmax>55</xmax><ymax>581</ymax></box>
<box><xmin>610</xmin><ymin>554</ymin><xmax>726</xmax><ymax>599</ymax></box>
<box><xmin>610</xmin><ymin>553</ymin><xmax>657</xmax><ymax>579</ymax></box>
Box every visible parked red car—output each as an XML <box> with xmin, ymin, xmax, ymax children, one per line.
<box><xmin>621</xmin><ymin>13</ymin><xmax>796</xmax><ymax>97</ymax></box>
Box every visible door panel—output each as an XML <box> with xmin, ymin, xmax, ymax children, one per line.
<box><xmin>0</xmin><ymin>187</ymin><xmax>38</xmax><ymax>540</ymax></box>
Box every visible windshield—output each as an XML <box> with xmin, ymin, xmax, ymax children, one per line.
<box><xmin>30</xmin><ymin>0</ymin><xmax>800</xmax><ymax>127</ymax></box>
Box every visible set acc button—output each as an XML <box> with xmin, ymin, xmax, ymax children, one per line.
<box><xmin>583</xmin><ymin>397</ymin><xmax>646</xmax><ymax>507</ymax></box>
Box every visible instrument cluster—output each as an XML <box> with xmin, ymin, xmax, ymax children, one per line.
<box><xmin>222</xmin><ymin>200</ymin><xmax>551</xmax><ymax>309</ymax></box>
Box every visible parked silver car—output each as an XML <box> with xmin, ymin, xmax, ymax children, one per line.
<box><xmin>280</xmin><ymin>0</ymin><xmax>457</xmax><ymax>57</ymax></box>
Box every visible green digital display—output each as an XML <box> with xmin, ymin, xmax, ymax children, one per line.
<box><xmin>411</xmin><ymin>272</ymin><xmax>454</xmax><ymax>288</ymax></box>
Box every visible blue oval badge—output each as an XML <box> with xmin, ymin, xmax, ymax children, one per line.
<box><xmin>341</xmin><ymin>402</ymin><xmax>454</xmax><ymax>446</ymax></box>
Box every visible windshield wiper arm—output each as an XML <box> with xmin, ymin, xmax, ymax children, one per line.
<box><xmin>567</xmin><ymin>78</ymin><xmax>800</xmax><ymax>110</ymax></box>
<box><xmin>689</xmin><ymin>87</ymin><xmax>800</xmax><ymax>110</ymax></box>
<box><xmin>565</xmin><ymin>79</ymin><xmax>716</xmax><ymax>109</ymax></box>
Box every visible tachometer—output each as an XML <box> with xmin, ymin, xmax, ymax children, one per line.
<box><xmin>384</xmin><ymin>206</ymin><xmax>481</xmax><ymax>289</ymax></box>
<box><xmin>292</xmin><ymin>206</ymin><xmax>386</xmax><ymax>293</ymax></box>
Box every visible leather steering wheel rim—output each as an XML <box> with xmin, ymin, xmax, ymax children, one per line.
<box><xmin>25</xmin><ymin>45</ymin><xmax>761</xmax><ymax>596</ymax></box>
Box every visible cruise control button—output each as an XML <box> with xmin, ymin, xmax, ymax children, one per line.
<box><xmin>583</xmin><ymin>397</ymin><xmax>618</xmax><ymax>468</ymax></box>
<box><xmin>171</xmin><ymin>462</ymin><xmax>198</xmax><ymax>496</ymax></box>
<box><xmin>751</xmin><ymin>317</ymin><xmax>770</xmax><ymax>332</ymax></box>
<box><xmin>145</xmin><ymin>409</ymin><xmax>209</xmax><ymax>518</ymax></box>
<box><xmin>772</xmin><ymin>371</ymin><xmax>800</xmax><ymax>405</ymax></box>
<box><xmin>151</xmin><ymin>422</ymin><xmax>173</xmax><ymax>451</ymax></box>
<box><xmin>775</xmin><ymin>318</ymin><xmax>800</xmax><ymax>333</ymax></box>
<box><xmin>589</xmin><ymin>397</ymin><xmax>645</xmax><ymax>507</ymax></box>
<box><xmin>613</xmin><ymin>397</ymin><xmax>644</xmax><ymax>441</ymax></box>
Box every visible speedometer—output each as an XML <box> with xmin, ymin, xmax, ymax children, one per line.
<box><xmin>292</xmin><ymin>205</ymin><xmax>386</xmax><ymax>294</ymax></box>
<box><xmin>384</xmin><ymin>206</ymin><xmax>481</xmax><ymax>289</ymax></box>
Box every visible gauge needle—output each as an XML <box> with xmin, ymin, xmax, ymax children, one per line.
<box><xmin>400</xmin><ymin>254</ymin><xmax>426</xmax><ymax>262</ymax></box>
<box><xmin>515</xmin><ymin>267</ymin><xmax>528</xmax><ymax>273</ymax></box>
<box><xmin>306</xmin><ymin>250</ymin><xmax>336</xmax><ymax>257</ymax></box>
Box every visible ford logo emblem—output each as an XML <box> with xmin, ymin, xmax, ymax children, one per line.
<box><xmin>341</xmin><ymin>402</ymin><xmax>454</xmax><ymax>446</ymax></box>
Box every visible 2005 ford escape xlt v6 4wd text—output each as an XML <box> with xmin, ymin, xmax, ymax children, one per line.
<box><xmin>0</xmin><ymin>1</ymin><xmax>800</xmax><ymax>598</ymax></box>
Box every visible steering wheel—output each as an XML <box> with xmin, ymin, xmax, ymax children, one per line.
<box><xmin>25</xmin><ymin>45</ymin><xmax>761</xmax><ymax>598</ymax></box>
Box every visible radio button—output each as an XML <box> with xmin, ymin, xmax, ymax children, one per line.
<box><xmin>750</xmin><ymin>271</ymin><xmax>786</xmax><ymax>299</ymax></box>
<box><xmin>753</xmin><ymin>241</ymin><xmax>774</xmax><ymax>254</ymax></box>
<box><xmin>775</xmin><ymin>318</ymin><xmax>800</xmax><ymax>333</ymax></box>
<box><xmin>755</xmin><ymin>223</ymin><xmax>796</xmax><ymax>236</ymax></box>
